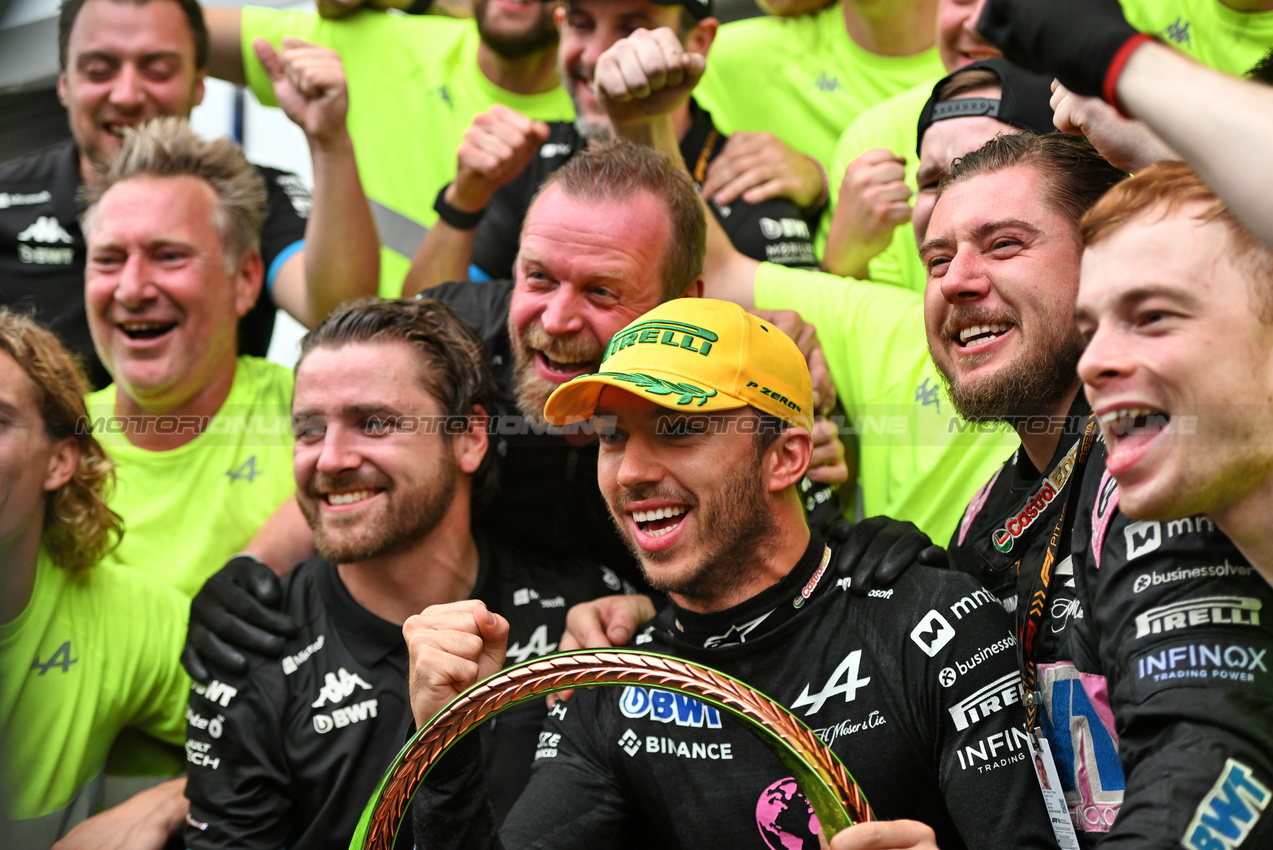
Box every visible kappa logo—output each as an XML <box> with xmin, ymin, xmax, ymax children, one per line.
<box><xmin>791</xmin><ymin>650</ymin><xmax>871</xmax><ymax>716</ymax></box>
<box><xmin>1163</xmin><ymin>16</ymin><xmax>1192</xmax><ymax>48</ymax></box>
<box><xmin>813</xmin><ymin>71</ymin><xmax>842</xmax><ymax>92</ymax></box>
<box><xmin>947</xmin><ymin>671</ymin><xmax>1023</xmax><ymax>731</ymax></box>
<box><xmin>16</xmin><ymin>215</ymin><xmax>74</xmax><ymax>265</ymax></box>
<box><xmin>1184</xmin><ymin>758</ymin><xmax>1270</xmax><ymax>850</ymax></box>
<box><xmin>506</xmin><ymin>624</ymin><xmax>559</xmax><ymax>663</ymax></box>
<box><xmin>620</xmin><ymin>686</ymin><xmax>722</xmax><ymax>728</ymax></box>
<box><xmin>911</xmin><ymin>609</ymin><xmax>955</xmax><ymax>657</ymax></box>
<box><xmin>1134</xmin><ymin>596</ymin><xmax>1262</xmax><ymax>639</ymax></box>
<box><xmin>17</xmin><ymin>216</ymin><xmax>72</xmax><ymax>244</ymax></box>
<box><xmin>311</xmin><ymin>667</ymin><xmax>372</xmax><ymax>708</ymax></box>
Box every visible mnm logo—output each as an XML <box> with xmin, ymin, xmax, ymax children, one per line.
<box><xmin>618</xmin><ymin>686</ymin><xmax>722</xmax><ymax>728</ymax></box>
<box><xmin>1185</xmin><ymin>758</ymin><xmax>1271</xmax><ymax>850</ymax></box>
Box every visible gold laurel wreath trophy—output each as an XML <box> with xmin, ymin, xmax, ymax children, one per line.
<box><xmin>349</xmin><ymin>648</ymin><xmax>874</xmax><ymax>848</ymax></box>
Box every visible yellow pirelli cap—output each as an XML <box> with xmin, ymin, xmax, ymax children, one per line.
<box><xmin>544</xmin><ymin>298</ymin><xmax>814</xmax><ymax>429</ymax></box>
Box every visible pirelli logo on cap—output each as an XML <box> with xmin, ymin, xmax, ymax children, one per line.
<box><xmin>947</xmin><ymin>671</ymin><xmax>1023</xmax><ymax>731</ymax></box>
<box><xmin>1134</xmin><ymin>596</ymin><xmax>1262</xmax><ymax>639</ymax></box>
<box><xmin>605</xmin><ymin>320</ymin><xmax>717</xmax><ymax>361</ymax></box>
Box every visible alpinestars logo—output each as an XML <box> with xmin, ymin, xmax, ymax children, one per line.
<box><xmin>311</xmin><ymin>667</ymin><xmax>372</xmax><ymax>708</ymax></box>
<box><xmin>16</xmin><ymin>216</ymin><xmax>74</xmax><ymax>265</ymax></box>
<box><xmin>703</xmin><ymin>611</ymin><xmax>772</xmax><ymax>648</ymax></box>
<box><xmin>991</xmin><ymin>438</ymin><xmax>1081</xmax><ymax>552</ymax></box>
<box><xmin>910</xmin><ymin>609</ymin><xmax>955</xmax><ymax>657</ymax></box>
<box><xmin>791</xmin><ymin>650</ymin><xmax>870</xmax><ymax>716</ymax></box>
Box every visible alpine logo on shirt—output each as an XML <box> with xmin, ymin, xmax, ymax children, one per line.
<box><xmin>16</xmin><ymin>215</ymin><xmax>74</xmax><ymax>265</ymax></box>
<box><xmin>31</xmin><ymin>640</ymin><xmax>77</xmax><ymax>675</ymax></box>
<box><xmin>791</xmin><ymin>650</ymin><xmax>871</xmax><ymax>716</ymax></box>
<box><xmin>506</xmin><ymin>623</ymin><xmax>559</xmax><ymax>663</ymax></box>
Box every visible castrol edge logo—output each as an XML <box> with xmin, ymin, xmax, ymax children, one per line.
<box><xmin>991</xmin><ymin>439</ymin><xmax>1082</xmax><ymax>553</ymax></box>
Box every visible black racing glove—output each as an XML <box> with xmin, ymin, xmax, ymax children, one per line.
<box><xmin>977</xmin><ymin>0</ymin><xmax>1152</xmax><ymax>102</ymax></box>
<box><xmin>826</xmin><ymin>516</ymin><xmax>948</xmax><ymax>596</ymax></box>
<box><xmin>181</xmin><ymin>553</ymin><xmax>298</xmax><ymax>682</ymax></box>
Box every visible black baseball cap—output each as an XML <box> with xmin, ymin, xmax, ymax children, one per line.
<box><xmin>651</xmin><ymin>0</ymin><xmax>714</xmax><ymax>21</ymax></box>
<box><xmin>916</xmin><ymin>58</ymin><xmax>1056</xmax><ymax>157</ymax></box>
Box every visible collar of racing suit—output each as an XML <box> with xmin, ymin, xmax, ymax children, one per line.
<box><xmin>658</xmin><ymin>535</ymin><xmax>832</xmax><ymax>650</ymax></box>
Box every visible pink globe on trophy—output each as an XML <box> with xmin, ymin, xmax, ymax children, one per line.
<box><xmin>756</xmin><ymin>777</ymin><xmax>822</xmax><ymax>850</ymax></box>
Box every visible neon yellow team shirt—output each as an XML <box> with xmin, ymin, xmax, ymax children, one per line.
<box><xmin>817</xmin><ymin>80</ymin><xmax>934</xmax><ymax>292</ymax></box>
<box><xmin>241</xmin><ymin>7</ymin><xmax>575</xmax><ymax>297</ymax></box>
<box><xmin>1</xmin><ymin>547</ymin><xmax>189</xmax><ymax>845</ymax></box>
<box><xmin>1121</xmin><ymin>0</ymin><xmax>1273</xmax><ymax>76</ymax></box>
<box><xmin>754</xmin><ymin>263</ymin><xmax>1019</xmax><ymax>542</ymax></box>
<box><xmin>86</xmin><ymin>356</ymin><xmax>295</xmax><ymax>599</ymax></box>
<box><xmin>692</xmin><ymin>3</ymin><xmax>944</xmax><ymax>169</ymax></box>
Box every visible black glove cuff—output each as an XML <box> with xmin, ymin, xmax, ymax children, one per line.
<box><xmin>434</xmin><ymin>184</ymin><xmax>485</xmax><ymax>230</ymax></box>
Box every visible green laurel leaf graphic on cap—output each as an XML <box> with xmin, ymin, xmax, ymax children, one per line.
<box><xmin>594</xmin><ymin>372</ymin><xmax>718</xmax><ymax>406</ymax></box>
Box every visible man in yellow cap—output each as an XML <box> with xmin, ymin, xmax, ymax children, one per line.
<box><xmin>403</xmin><ymin>298</ymin><xmax>1057</xmax><ymax>850</ymax></box>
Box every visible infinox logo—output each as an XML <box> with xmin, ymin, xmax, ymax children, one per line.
<box><xmin>991</xmin><ymin>439</ymin><xmax>1082</xmax><ymax>553</ymax></box>
<box><xmin>604</xmin><ymin>320</ymin><xmax>718</xmax><ymax>361</ymax></box>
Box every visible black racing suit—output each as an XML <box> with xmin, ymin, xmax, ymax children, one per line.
<box><xmin>422</xmin><ymin>277</ymin><xmax>641</xmax><ymax>576</ymax></box>
<box><xmin>950</xmin><ymin>394</ymin><xmax>1273</xmax><ymax>848</ymax></box>
<box><xmin>468</xmin><ymin>99</ymin><xmax>819</xmax><ymax>282</ymax></box>
<box><xmin>412</xmin><ymin>536</ymin><xmax>1060</xmax><ymax>850</ymax></box>
<box><xmin>0</xmin><ymin>141</ymin><xmax>309</xmax><ymax>388</ymax></box>
<box><xmin>183</xmin><ymin>535</ymin><xmax>615</xmax><ymax>850</ymax></box>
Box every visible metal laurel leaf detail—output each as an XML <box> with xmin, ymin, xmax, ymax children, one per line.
<box><xmin>350</xmin><ymin>649</ymin><xmax>873</xmax><ymax>849</ymax></box>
